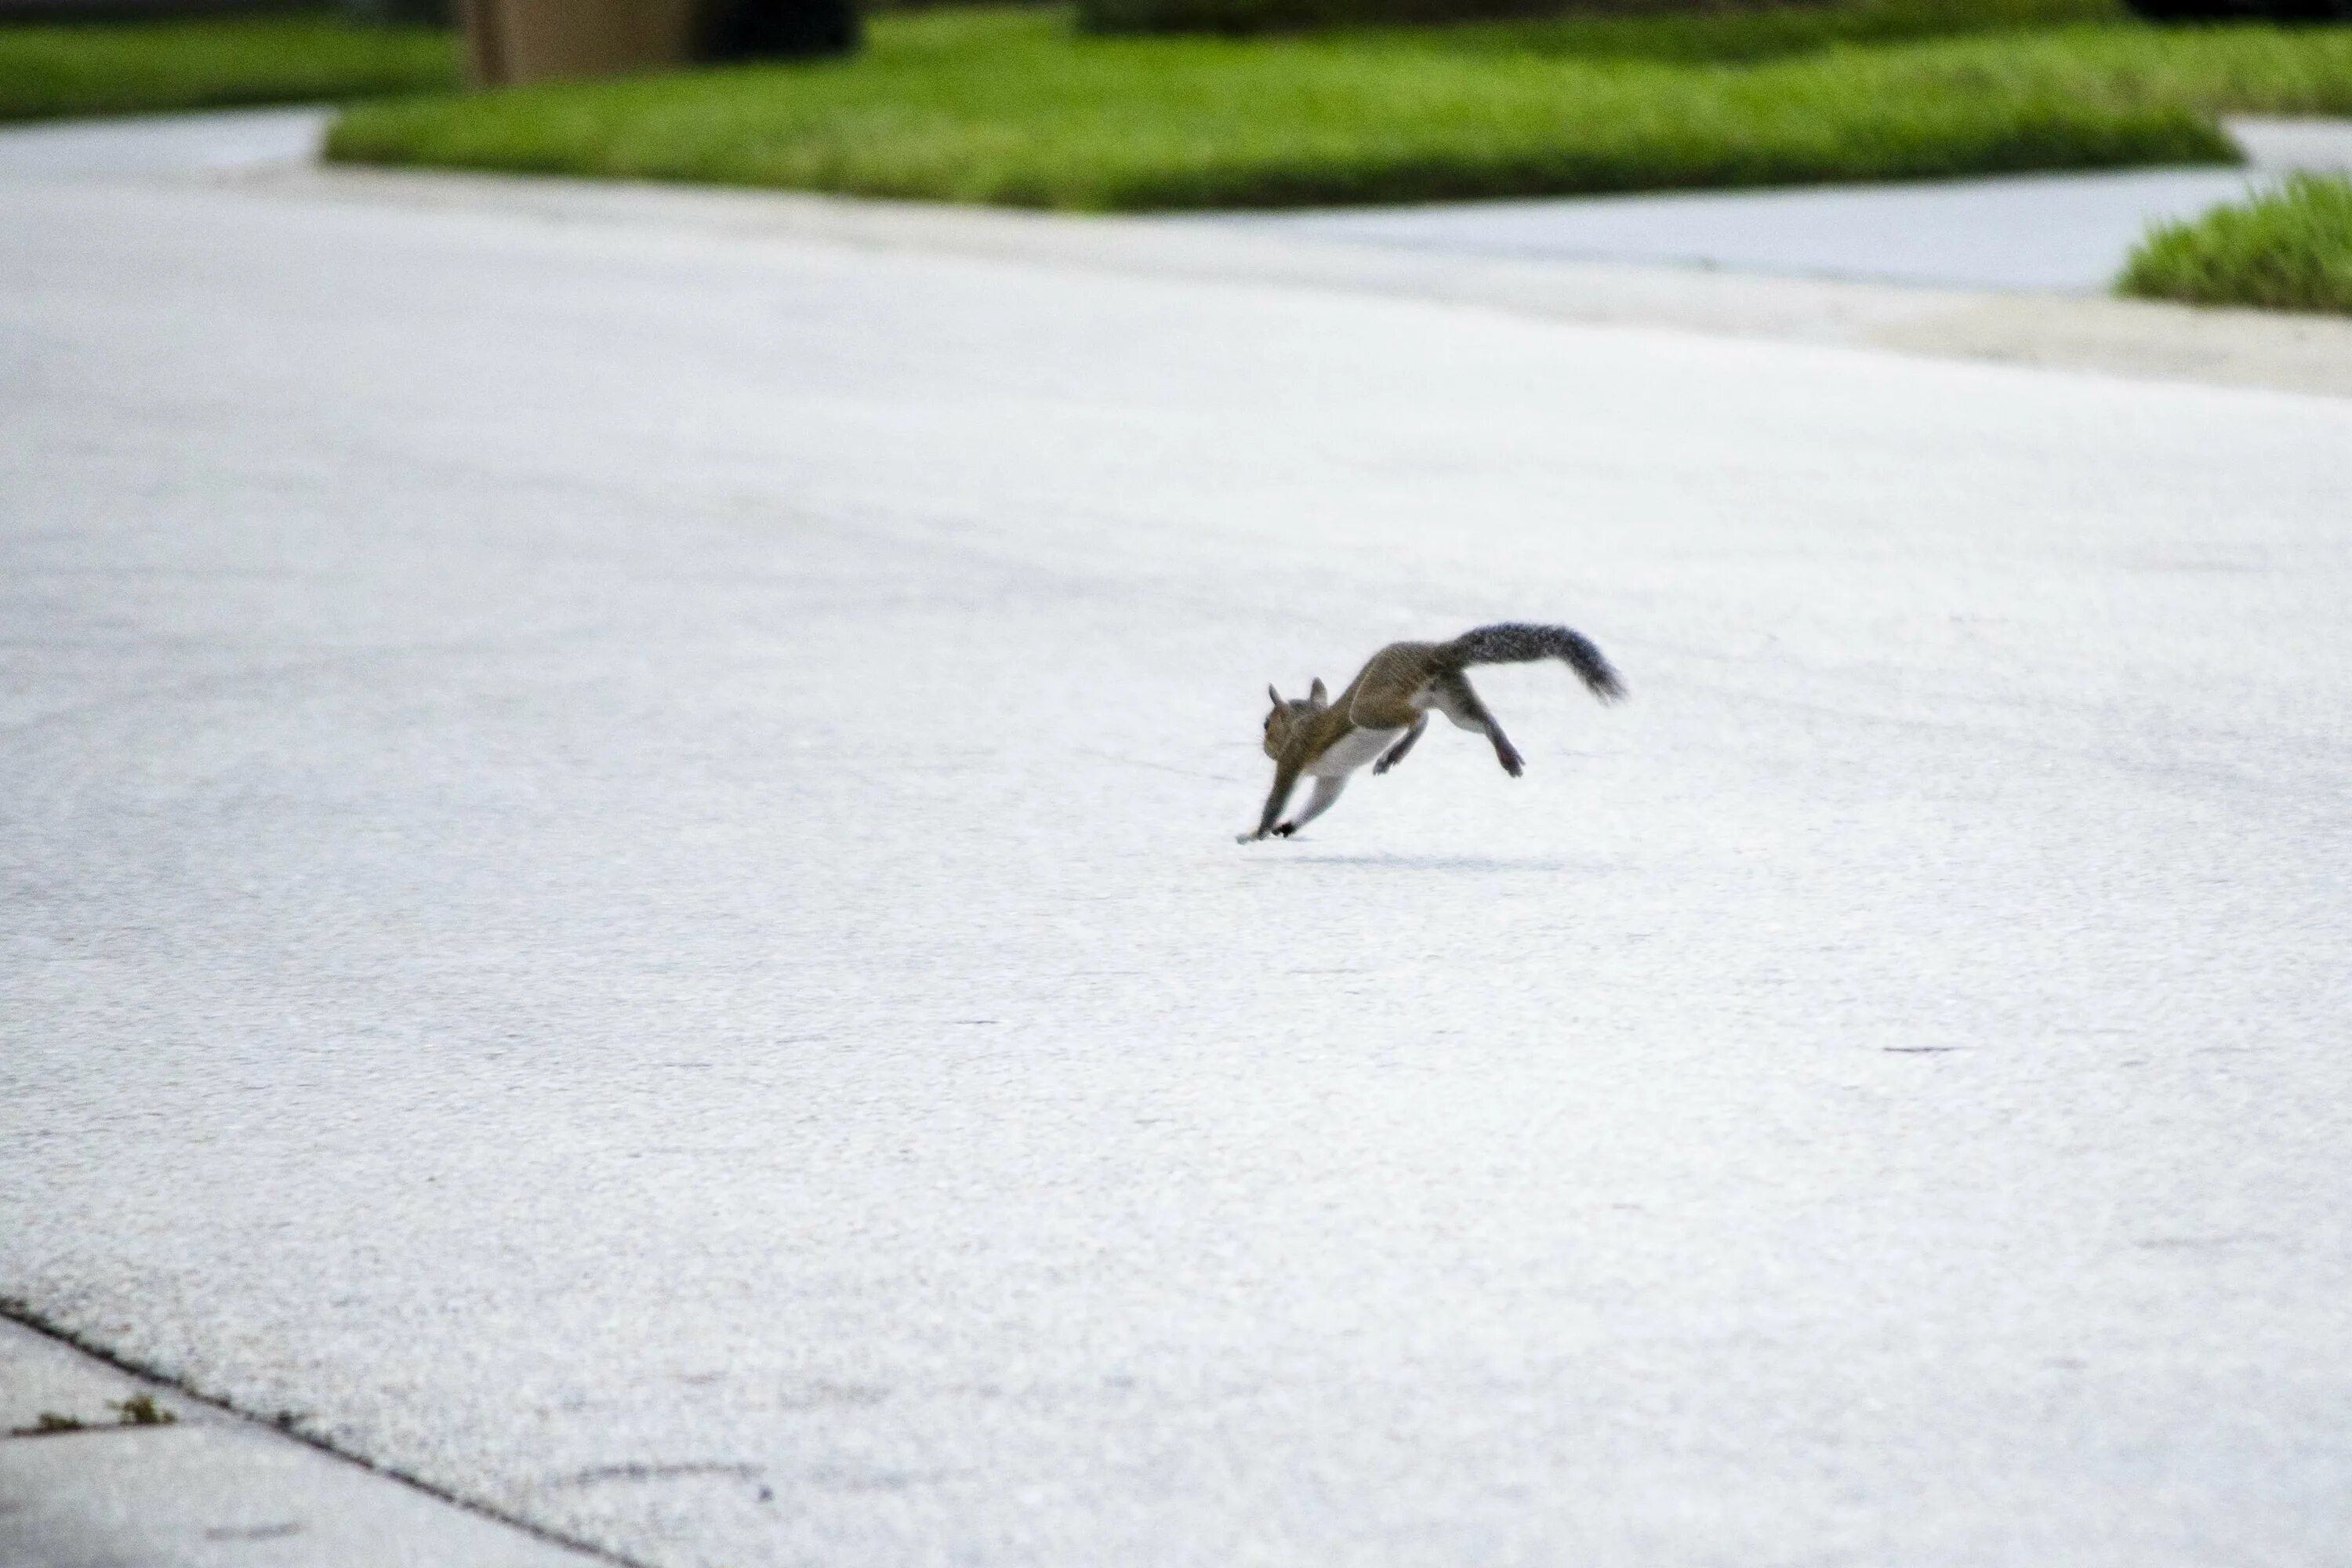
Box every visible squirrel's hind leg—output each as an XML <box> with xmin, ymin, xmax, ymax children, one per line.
<box><xmin>1431</xmin><ymin>672</ymin><xmax>1524</xmax><ymax>777</ymax></box>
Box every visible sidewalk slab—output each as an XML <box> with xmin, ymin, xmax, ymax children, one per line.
<box><xmin>0</xmin><ymin>103</ymin><xmax>325</xmax><ymax>178</ymax></box>
<box><xmin>2228</xmin><ymin>113</ymin><xmax>2352</xmax><ymax>172</ymax></box>
<box><xmin>1196</xmin><ymin>165</ymin><xmax>2270</xmax><ymax>292</ymax></box>
<box><xmin>1192</xmin><ymin>118</ymin><xmax>2352</xmax><ymax>293</ymax></box>
<box><xmin>0</xmin><ymin>1318</ymin><xmax>614</xmax><ymax>1568</ymax></box>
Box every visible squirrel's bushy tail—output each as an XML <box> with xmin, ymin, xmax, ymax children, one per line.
<box><xmin>1439</xmin><ymin>622</ymin><xmax>1624</xmax><ymax>702</ymax></box>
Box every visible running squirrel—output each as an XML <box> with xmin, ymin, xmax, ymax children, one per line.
<box><xmin>1237</xmin><ymin>622</ymin><xmax>1624</xmax><ymax>843</ymax></box>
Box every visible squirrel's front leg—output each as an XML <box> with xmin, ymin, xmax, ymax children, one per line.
<box><xmin>1279</xmin><ymin>776</ymin><xmax>1348</xmax><ymax>835</ymax></box>
<box><xmin>1238</xmin><ymin>755</ymin><xmax>1304</xmax><ymax>843</ymax></box>
<box><xmin>1372</xmin><ymin>714</ymin><xmax>1428</xmax><ymax>775</ymax></box>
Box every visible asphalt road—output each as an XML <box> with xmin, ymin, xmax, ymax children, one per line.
<box><xmin>5</xmin><ymin>133</ymin><xmax>2350</xmax><ymax>1566</ymax></box>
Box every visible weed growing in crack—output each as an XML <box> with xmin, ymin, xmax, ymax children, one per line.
<box><xmin>7</xmin><ymin>1396</ymin><xmax>178</xmax><ymax>1436</ymax></box>
<box><xmin>10</xmin><ymin>1411</ymin><xmax>87</xmax><ymax>1436</ymax></box>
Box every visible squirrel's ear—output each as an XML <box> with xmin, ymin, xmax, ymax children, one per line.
<box><xmin>1268</xmin><ymin>684</ymin><xmax>1283</xmax><ymax>707</ymax></box>
<box><xmin>1309</xmin><ymin>678</ymin><xmax>1328</xmax><ymax>704</ymax></box>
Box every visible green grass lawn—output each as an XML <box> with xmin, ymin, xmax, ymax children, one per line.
<box><xmin>2118</xmin><ymin>172</ymin><xmax>2352</xmax><ymax>314</ymax></box>
<box><xmin>0</xmin><ymin>13</ymin><xmax>457</xmax><ymax>123</ymax></box>
<box><xmin>321</xmin><ymin>2</ymin><xmax>2352</xmax><ymax>212</ymax></box>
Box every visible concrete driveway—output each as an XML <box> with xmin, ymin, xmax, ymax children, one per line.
<box><xmin>4</xmin><ymin>121</ymin><xmax>2350</xmax><ymax>1566</ymax></box>
<box><xmin>1209</xmin><ymin>118</ymin><xmax>2352</xmax><ymax>291</ymax></box>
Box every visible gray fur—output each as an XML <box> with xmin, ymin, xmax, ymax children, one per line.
<box><xmin>1437</xmin><ymin>622</ymin><xmax>1625</xmax><ymax>702</ymax></box>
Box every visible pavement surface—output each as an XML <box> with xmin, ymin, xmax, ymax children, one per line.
<box><xmin>1212</xmin><ymin>118</ymin><xmax>2352</xmax><ymax>292</ymax></box>
<box><xmin>5</xmin><ymin>113</ymin><xmax>2352</xmax><ymax>1568</ymax></box>
<box><xmin>0</xmin><ymin>1319</ymin><xmax>600</xmax><ymax>1567</ymax></box>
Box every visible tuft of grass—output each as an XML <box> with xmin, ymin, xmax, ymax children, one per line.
<box><xmin>5</xmin><ymin>1396</ymin><xmax>179</xmax><ymax>1436</ymax></box>
<box><xmin>321</xmin><ymin>5</ymin><xmax>2305</xmax><ymax>211</ymax></box>
<box><xmin>2119</xmin><ymin>172</ymin><xmax>2352</xmax><ymax>314</ymax></box>
<box><xmin>11</xmin><ymin>1411</ymin><xmax>87</xmax><ymax>1436</ymax></box>
<box><xmin>0</xmin><ymin>13</ymin><xmax>458</xmax><ymax>123</ymax></box>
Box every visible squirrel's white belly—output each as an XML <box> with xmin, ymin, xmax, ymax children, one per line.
<box><xmin>1309</xmin><ymin>726</ymin><xmax>1405</xmax><ymax>779</ymax></box>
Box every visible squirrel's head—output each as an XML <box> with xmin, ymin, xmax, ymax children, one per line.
<box><xmin>1261</xmin><ymin>678</ymin><xmax>1329</xmax><ymax>758</ymax></box>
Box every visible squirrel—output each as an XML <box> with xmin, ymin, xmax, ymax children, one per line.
<box><xmin>1237</xmin><ymin>622</ymin><xmax>1624</xmax><ymax>843</ymax></box>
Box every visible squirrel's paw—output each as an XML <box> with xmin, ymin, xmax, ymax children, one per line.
<box><xmin>1273</xmin><ymin>822</ymin><xmax>1297</xmax><ymax>837</ymax></box>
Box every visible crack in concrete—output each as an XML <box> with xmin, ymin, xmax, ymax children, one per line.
<box><xmin>0</xmin><ymin>1298</ymin><xmax>645</xmax><ymax>1568</ymax></box>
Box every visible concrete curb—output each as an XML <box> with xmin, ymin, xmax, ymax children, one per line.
<box><xmin>238</xmin><ymin>160</ymin><xmax>2352</xmax><ymax>401</ymax></box>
